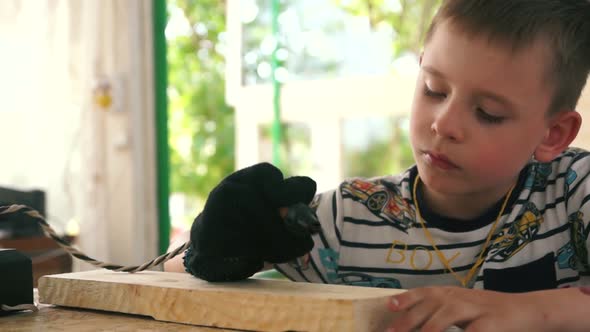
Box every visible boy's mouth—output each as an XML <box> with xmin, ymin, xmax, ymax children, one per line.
<box><xmin>422</xmin><ymin>151</ymin><xmax>460</xmax><ymax>170</ymax></box>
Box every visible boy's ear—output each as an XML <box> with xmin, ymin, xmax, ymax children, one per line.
<box><xmin>534</xmin><ymin>110</ymin><xmax>582</xmax><ymax>162</ymax></box>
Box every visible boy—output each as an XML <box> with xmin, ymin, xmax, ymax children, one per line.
<box><xmin>170</xmin><ymin>0</ymin><xmax>590</xmax><ymax>330</ymax></box>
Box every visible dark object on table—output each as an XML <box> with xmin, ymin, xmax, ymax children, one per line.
<box><xmin>0</xmin><ymin>249</ymin><xmax>34</xmax><ymax>313</ymax></box>
<box><xmin>0</xmin><ymin>186</ymin><xmax>45</xmax><ymax>238</ymax></box>
<box><xmin>0</xmin><ymin>186</ymin><xmax>73</xmax><ymax>286</ymax></box>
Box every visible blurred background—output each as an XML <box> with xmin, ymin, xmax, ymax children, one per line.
<box><xmin>0</xmin><ymin>0</ymin><xmax>589</xmax><ymax>283</ymax></box>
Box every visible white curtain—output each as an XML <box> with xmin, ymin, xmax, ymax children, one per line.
<box><xmin>0</xmin><ymin>0</ymin><xmax>159</xmax><ymax>269</ymax></box>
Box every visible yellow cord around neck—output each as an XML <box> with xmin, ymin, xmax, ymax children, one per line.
<box><xmin>412</xmin><ymin>175</ymin><xmax>515</xmax><ymax>287</ymax></box>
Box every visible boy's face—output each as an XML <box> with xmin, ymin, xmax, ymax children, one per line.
<box><xmin>410</xmin><ymin>21</ymin><xmax>554</xmax><ymax>197</ymax></box>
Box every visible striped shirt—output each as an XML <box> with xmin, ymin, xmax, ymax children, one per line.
<box><xmin>275</xmin><ymin>147</ymin><xmax>590</xmax><ymax>292</ymax></box>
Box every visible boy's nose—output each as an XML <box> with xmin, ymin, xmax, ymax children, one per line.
<box><xmin>430</xmin><ymin>105</ymin><xmax>465</xmax><ymax>142</ymax></box>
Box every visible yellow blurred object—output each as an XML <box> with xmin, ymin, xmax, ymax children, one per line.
<box><xmin>93</xmin><ymin>80</ymin><xmax>113</xmax><ymax>109</ymax></box>
<box><xmin>95</xmin><ymin>92</ymin><xmax>112</xmax><ymax>109</ymax></box>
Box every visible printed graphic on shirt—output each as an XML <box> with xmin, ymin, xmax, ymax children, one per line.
<box><xmin>565</xmin><ymin>169</ymin><xmax>578</xmax><ymax>193</ymax></box>
<box><xmin>558</xmin><ymin>211</ymin><xmax>590</xmax><ymax>272</ymax></box>
<box><xmin>487</xmin><ymin>202</ymin><xmax>544</xmax><ymax>262</ymax></box>
<box><xmin>341</xmin><ymin>179</ymin><xmax>415</xmax><ymax>232</ymax></box>
<box><xmin>524</xmin><ymin>161</ymin><xmax>577</xmax><ymax>192</ymax></box>
<box><xmin>524</xmin><ymin>163</ymin><xmax>552</xmax><ymax>190</ymax></box>
<box><xmin>484</xmin><ymin>253</ymin><xmax>557</xmax><ymax>292</ymax></box>
<box><xmin>319</xmin><ymin>248</ymin><xmax>402</xmax><ymax>289</ymax></box>
<box><xmin>384</xmin><ymin>239</ymin><xmax>462</xmax><ymax>273</ymax></box>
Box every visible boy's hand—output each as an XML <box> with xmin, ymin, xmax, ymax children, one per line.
<box><xmin>187</xmin><ymin>162</ymin><xmax>318</xmax><ymax>282</ymax></box>
<box><xmin>386</xmin><ymin>286</ymin><xmax>558</xmax><ymax>332</ymax></box>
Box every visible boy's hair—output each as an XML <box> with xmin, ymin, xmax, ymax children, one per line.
<box><xmin>425</xmin><ymin>0</ymin><xmax>590</xmax><ymax>114</ymax></box>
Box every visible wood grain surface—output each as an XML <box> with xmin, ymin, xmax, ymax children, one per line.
<box><xmin>38</xmin><ymin>270</ymin><xmax>406</xmax><ymax>332</ymax></box>
<box><xmin>0</xmin><ymin>303</ymin><xmax>234</xmax><ymax>331</ymax></box>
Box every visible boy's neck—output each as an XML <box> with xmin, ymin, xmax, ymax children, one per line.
<box><xmin>419</xmin><ymin>179</ymin><xmax>517</xmax><ymax>221</ymax></box>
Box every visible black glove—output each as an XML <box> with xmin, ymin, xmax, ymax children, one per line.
<box><xmin>186</xmin><ymin>162</ymin><xmax>320</xmax><ymax>282</ymax></box>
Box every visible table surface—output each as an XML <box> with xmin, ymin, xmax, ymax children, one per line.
<box><xmin>0</xmin><ymin>290</ymin><xmax>235</xmax><ymax>332</ymax></box>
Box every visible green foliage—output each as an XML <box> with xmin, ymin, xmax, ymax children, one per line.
<box><xmin>166</xmin><ymin>0</ymin><xmax>234</xmax><ymax>198</ymax></box>
<box><xmin>259</xmin><ymin>123</ymin><xmax>313</xmax><ymax>178</ymax></box>
<box><xmin>166</xmin><ymin>0</ymin><xmax>441</xmax><ymax>201</ymax></box>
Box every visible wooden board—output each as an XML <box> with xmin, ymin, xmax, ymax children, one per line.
<box><xmin>1</xmin><ymin>300</ymin><xmax>235</xmax><ymax>332</ymax></box>
<box><xmin>38</xmin><ymin>270</ymin><xmax>405</xmax><ymax>332</ymax></box>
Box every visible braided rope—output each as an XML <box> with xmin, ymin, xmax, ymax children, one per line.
<box><xmin>0</xmin><ymin>204</ymin><xmax>190</xmax><ymax>273</ymax></box>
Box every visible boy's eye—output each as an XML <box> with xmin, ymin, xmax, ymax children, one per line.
<box><xmin>423</xmin><ymin>85</ymin><xmax>446</xmax><ymax>99</ymax></box>
<box><xmin>476</xmin><ymin>108</ymin><xmax>504</xmax><ymax>124</ymax></box>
